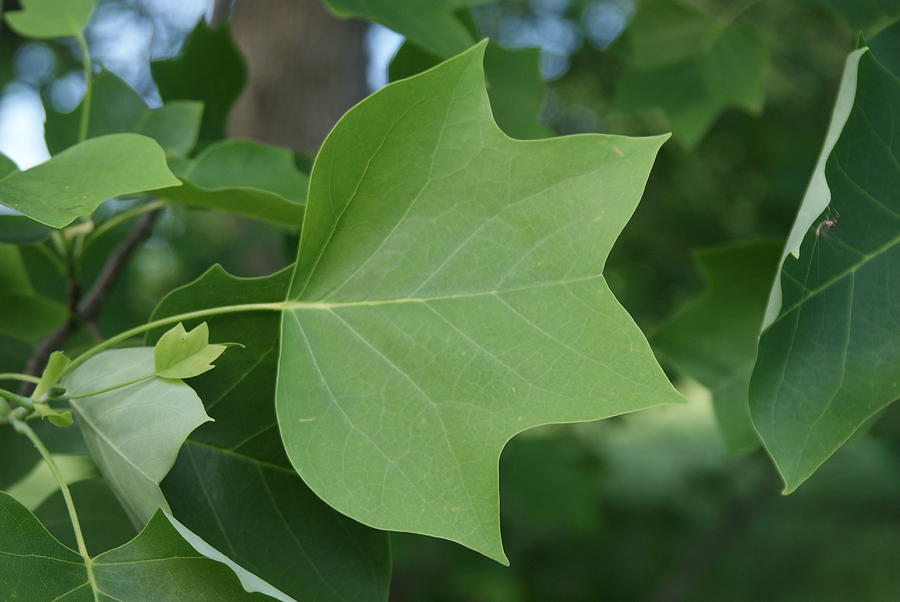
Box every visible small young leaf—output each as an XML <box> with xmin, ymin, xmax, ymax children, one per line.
<box><xmin>64</xmin><ymin>348</ymin><xmax>212</xmax><ymax>525</ymax></box>
<box><xmin>33</xmin><ymin>351</ymin><xmax>70</xmax><ymax>400</ymax></box>
<box><xmin>3</xmin><ymin>0</ymin><xmax>96</xmax><ymax>39</ymax></box>
<box><xmin>154</xmin><ymin>322</ymin><xmax>228</xmax><ymax>379</ymax></box>
<box><xmin>0</xmin><ymin>133</ymin><xmax>181</xmax><ymax>228</ymax></box>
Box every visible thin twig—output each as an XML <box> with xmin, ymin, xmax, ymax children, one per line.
<box><xmin>19</xmin><ymin>209</ymin><xmax>161</xmax><ymax>395</ymax></box>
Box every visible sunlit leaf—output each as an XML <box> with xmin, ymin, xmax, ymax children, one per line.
<box><xmin>3</xmin><ymin>0</ymin><xmax>95</xmax><ymax>39</ymax></box>
<box><xmin>276</xmin><ymin>42</ymin><xmax>680</xmax><ymax>563</ymax></box>
<box><xmin>154</xmin><ymin>322</ymin><xmax>227</xmax><ymax>379</ymax></box>
<box><xmin>0</xmin><ymin>134</ymin><xmax>181</xmax><ymax>228</ymax></box>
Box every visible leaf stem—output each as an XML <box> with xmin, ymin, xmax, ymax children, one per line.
<box><xmin>0</xmin><ymin>373</ymin><xmax>41</xmax><ymax>384</ymax></box>
<box><xmin>66</xmin><ymin>373</ymin><xmax>155</xmax><ymax>399</ymax></box>
<box><xmin>62</xmin><ymin>302</ymin><xmax>288</xmax><ymax>376</ymax></box>
<box><xmin>0</xmin><ymin>387</ymin><xmax>35</xmax><ymax>409</ymax></box>
<box><xmin>86</xmin><ymin>198</ymin><xmax>167</xmax><ymax>248</ymax></box>
<box><xmin>10</xmin><ymin>417</ymin><xmax>98</xmax><ymax>592</ymax></box>
<box><xmin>76</xmin><ymin>33</ymin><xmax>93</xmax><ymax>143</ymax></box>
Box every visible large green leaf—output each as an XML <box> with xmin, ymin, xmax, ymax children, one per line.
<box><xmin>63</xmin><ymin>348</ymin><xmax>211</xmax><ymax>525</ymax></box>
<box><xmin>653</xmin><ymin>239</ymin><xmax>781</xmax><ymax>454</ymax></box>
<box><xmin>276</xmin><ymin>42</ymin><xmax>680</xmax><ymax>563</ymax></box>
<box><xmin>0</xmin><ymin>491</ymin><xmax>290</xmax><ymax>600</ymax></box>
<box><xmin>157</xmin><ymin>139</ymin><xmax>308</xmax><ymax>225</ymax></box>
<box><xmin>324</xmin><ymin>0</ymin><xmax>484</xmax><ymax>58</ymax></box>
<box><xmin>150</xmin><ymin>265</ymin><xmax>391</xmax><ymax>602</ymax></box>
<box><xmin>613</xmin><ymin>0</ymin><xmax>768</xmax><ymax>148</ymax></box>
<box><xmin>152</xmin><ymin>20</ymin><xmax>247</xmax><ymax>144</ymax></box>
<box><xmin>750</xmin><ymin>30</ymin><xmax>900</xmax><ymax>492</ymax></box>
<box><xmin>3</xmin><ymin>0</ymin><xmax>95</xmax><ymax>39</ymax></box>
<box><xmin>44</xmin><ymin>71</ymin><xmax>203</xmax><ymax>157</ymax></box>
<box><xmin>390</xmin><ymin>41</ymin><xmax>551</xmax><ymax>140</ymax></box>
<box><xmin>0</xmin><ymin>134</ymin><xmax>180</xmax><ymax>228</ymax></box>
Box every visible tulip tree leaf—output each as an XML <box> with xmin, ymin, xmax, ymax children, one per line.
<box><xmin>653</xmin><ymin>239</ymin><xmax>782</xmax><ymax>454</ymax></box>
<box><xmin>152</xmin><ymin>20</ymin><xmax>247</xmax><ymax>144</ymax></box>
<box><xmin>750</xmin><ymin>30</ymin><xmax>900</xmax><ymax>493</ymax></box>
<box><xmin>275</xmin><ymin>42</ymin><xmax>681</xmax><ymax>564</ymax></box>
<box><xmin>613</xmin><ymin>0</ymin><xmax>768</xmax><ymax>148</ymax></box>
<box><xmin>390</xmin><ymin>41</ymin><xmax>551</xmax><ymax>140</ymax></box>
<box><xmin>63</xmin><ymin>348</ymin><xmax>212</xmax><ymax>525</ymax></box>
<box><xmin>324</xmin><ymin>0</ymin><xmax>484</xmax><ymax>58</ymax></box>
<box><xmin>0</xmin><ymin>246</ymin><xmax>67</xmax><ymax>355</ymax></box>
<box><xmin>44</xmin><ymin>71</ymin><xmax>203</xmax><ymax>157</ymax></box>
<box><xmin>150</xmin><ymin>265</ymin><xmax>391</xmax><ymax>602</ymax></box>
<box><xmin>0</xmin><ymin>134</ymin><xmax>181</xmax><ymax>228</ymax></box>
<box><xmin>3</xmin><ymin>0</ymin><xmax>95</xmax><ymax>39</ymax></box>
<box><xmin>0</xmin><ymin>490</ymin><xmax>291</xmax><ymax>600</ymax></box>
<box><xmin>0</xmin><ymin>215</ymin><xmax>53</xmax><ymax>244</ymax></box>
<box><xmin>154</xmin><ymin>322</ymin><xmax>228</xmax><ymax>379</ymax></box>
<box><xmin>158</xmin><ymin>139</ymin><xmax>308</xmax><ymax>226</ymax></box>
<box><xmin>0</xmin><ymin>152</ymin><xmax>18</xmax><ymax>178</ymax></box>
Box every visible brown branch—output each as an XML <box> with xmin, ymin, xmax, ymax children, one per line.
<box><xmin>18</xmin><ymin>209</ymin><xmax>161</xmax><ymax>395</ymax></box>
<box><xmin>645</xmin><ymin>467</ymin><xmax>779</xmax><ymax>602</ymax></box>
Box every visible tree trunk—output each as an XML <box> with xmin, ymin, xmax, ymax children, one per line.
<box><xmin>227</xmin><ymin>0</ymin><xmax>368</xmax><ymax>154</ymax></box>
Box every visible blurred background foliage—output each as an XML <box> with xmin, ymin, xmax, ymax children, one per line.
<box><xmin>1</xmin><ymin>0</ymin><xmax>897</xmax><ymax>600</ymax></box>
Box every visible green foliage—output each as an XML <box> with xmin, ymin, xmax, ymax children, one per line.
<box><xmin>151</xmin><ymin>21</ymin><xmax>247</xmax><ymax>145</ymax></box>
<box><xmin>750</xmin><ymin>28</ymin><xmax>900</xmax><ymax>492</ymax></box>
<box><xmin>3</xmin><ymin>0</ymin><xmax>95</xmax><ymax>39</ymax></box>
<box><xmin>654</xmin><ymin>239</ymin><xmax>782</xmax><ymax>453</ymax></box>
<box><xmin>64</xmin><ymin>348</ymin><xmax>211</xmax><ymax>524</ymax></box>
<box><xmin>276</xmin><ymin>42</ymin><xmax>680</xmax><ymax>563</ymax></box>
<box><xmin>159</xmin><ymin>139</ymin><xmax>308</xmax><ymax>225</ymax></box>
<box><xmin>151</xmin><ymin>265</ymin><xmax>391</xmax><ymax>602</ymax></box>
<box><xmin>0</xmin><ymin>244</ymin><xmax>65</xmax><ymax>342</ymax></box>
<box><xmin>0</xmin><ymin>134</ymin><xmax>180</xmax><ymax>227</ymax></box>
<box><xmin>614</xmin><ymin>0</ymin><xmax>768</xmax><ymax>147</ymax></box>
<box><xmin>0</xmin><ymin>491</ymin><xmax>289</xmax><ymax>600</ymax></box>
<box><xmin>44</xmin><ymin>71</ymin><xmax>203</xmax><ymax>157</ymax></box>
<box><xmin>154</xmin><ymin>322</ymin><xmax>228</xmax><ymax>378</ymax></box>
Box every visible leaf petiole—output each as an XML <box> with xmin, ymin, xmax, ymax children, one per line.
<box><xmin>76</xmin><ymin>33</ymin><xmax>93</xmax><ymax>143</ymax></box>
<box><xmin>10</xmin><ymin>416</ymin><xmax>98</xmax><ymax>592</ymax></box>
<box><xmin>66</xmin><ymin>373</ymin><xmax>155</xmax><ymax>399</ymax></box>
<box><xmin>0</xmin><ymin>373</ymin><xmax>41</xmax><ymax>385</ymax></box>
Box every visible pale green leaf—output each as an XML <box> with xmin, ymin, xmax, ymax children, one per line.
<box><xmin>653</xmin><ymin>239</ymin><xmax>781</xmax><ymax>454</ymax></box>
<box><xmin>0</xmin><ymin>133</ymin><xmax>181</xmax><ymax>228</ymax></box>
<box><xmin>44</xmin><ymin>70</ymin><xmax>203</xmax><ymax>157</ymax></box>
<box><xmin>613</xmin><ymin>0</ymin><xmax>768</xmax><ymax>148</ymax></box>
<box><xmin>152</xmin><ymin>20</ymin><xmax>247</xmax><ymax>144</ymax></box>
<box><xmin>3</xmin><ymin>0</ymin><xmax>95</xmax><ymax>39</ymax></box>
<box><xmin>750</xmin><ymin>28</ymin><xmax>900</xmax><ymax>492</ymax></box>
<box><xmin>158</xmin><ymin>139</ymin><xmax>308</xmax><ymax>225</ymax></box>
<box><xmin>63</xmin><ymin>347</ymin><xmax>211</xmax><ymax>524</ymax></box>
<box><xmin>276</xmin><ymin>42</ymin><xmax>680</xmax><ymax>563</ymax></box>
<box><xmin>154</xmin><ymin>321</ymin><xmax>227</xmax><ymax>379</ymax></box>
<box><xmin>0</xmin><ymin>490</ymin><xmax>291</xmax><ymax>600</ymax></box>
<box><xmin>150</xmin><ymin>265</ymin><xmax>391</xmax><ymax>602</ymax></box>
<box><xmin>324</xmin><ymin>0</ymin><xmax>483</xmax><ymax>58</ymax></box>
<box><xmin>33</xmin><ymin>351</ymin><xmax>70</xmax><ymax>400</ymax></box>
